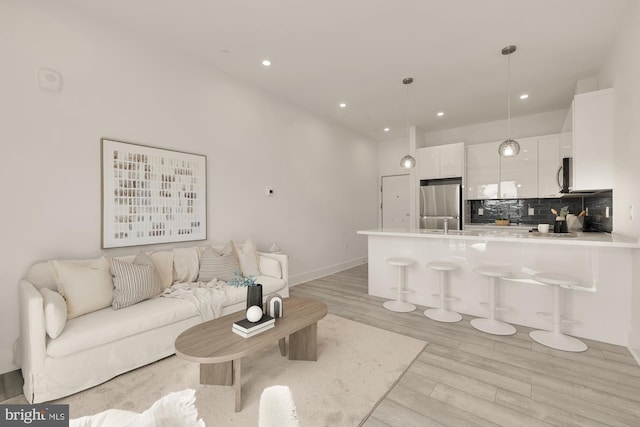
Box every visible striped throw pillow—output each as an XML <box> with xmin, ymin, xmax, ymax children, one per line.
<box><xmin>110</xmin><ymin>258</ymin><xmax>162</xmax><ymax>310</ymax></box>
<box><xmin>198</xmin><ymin>241</ymin><xmax>239</xmax><ymax>283</ymax></box>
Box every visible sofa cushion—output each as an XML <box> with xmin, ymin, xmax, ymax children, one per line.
<box><xmin>41</xmin><ymin>288</ymin><xmax>67</xmax><ymax>339</ymax></box>
<box><xmin>223</xmin><ymin>276</ymin><xmax>287</xmax><ymax>307</ymax></box>
<box><xmin>173</xmin><ymin>248</ymin><xmax>200</xmax><ymax>283</ymax></box>
<box><xmin>110</xmin><ymin>258</ymin><xmax>162</xmax><ymax>310</ymax></box>
<box><xmin>149</xmin><ymin>250</ymin><xmax>174</xmax><ymax>289</ymax></box>
<box><xmin>233</xmin><ymin>240</ymin><xmax>260</xmax><ymax>277</ymax></box>
<box><xmin>52</xmin><ymin>257</ymin><xmax>113</xmax><ymax>319</ymax></box>
<box><xmin>47</xmin><ymin>297</ymin><xmax>198</xmax><ymax>358</ymax></box>
<box><xmin>198</xmin><ymin>241</ymin><xmax>239</xmax><ymax>282</ymax></box>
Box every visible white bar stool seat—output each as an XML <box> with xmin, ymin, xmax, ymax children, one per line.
<box><xmin>424</xmin><ymin>261</ymin><xmax>461</xmax><ymax>323</ymax></box>
<box><xmin>470</xmin><ymin>265</ymin><xmax>516</xmax><ymax>336</ymax></box>
<box><xmin>383</xmin><ymin>257</ymin><xmax>416</xmax><ymax>313</ymax></box>
<box><xmin>529</xmin><ymin>272</ymin><xmax>588</xmax><ymax>352</ymax></box>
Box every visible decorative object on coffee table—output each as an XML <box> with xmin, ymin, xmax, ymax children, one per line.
<box><xmin>232</xmin><ymin>314</ymin><xmax>275</xmax><ymax>338</ymax></box>
<box><xmin>495</xmin><ymin>218</ymin><xmax>509</xmax><ymax>226</ymax></box>
<box><xmin>246</xmin><ymin>285</ymin><xmax>263</xmax><ymax>310</ymax></box>
<box><xmin>265</xmin><ymin>294</ymin><xmax>284</xmax><ymax>318</ymax></box>
<box><xmin>246</xmin><ymin>305</ymin><xmax>263</xmax><ymax>322</ymax></box>
<box><xmin>228</xmin><ymin>271</ymin><xmax>263</xmax><ymax>310</ymax></box>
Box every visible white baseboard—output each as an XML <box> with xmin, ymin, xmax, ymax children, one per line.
<box><xmin>629</xmin><ymin>346</ymin><xmax>640</xmax><ymax>366</ymax></box>
<box><xmin>289</xmin><ymin>257</ymin><xmax>367</xmax><ymax>287</ymax></box>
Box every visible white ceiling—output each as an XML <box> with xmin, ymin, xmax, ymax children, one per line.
<box><xmin>65</xmin><ymin>0</ymin><xmax>630</xmax><ymax>140</ymax></box>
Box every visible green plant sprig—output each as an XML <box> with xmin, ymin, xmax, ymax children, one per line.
<box><xmin>227</xmin><ymin>271</ymin><xmax>257</xmax><ymax>287</ymax></box>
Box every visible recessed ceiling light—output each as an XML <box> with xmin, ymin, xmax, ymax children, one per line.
<box><xmin>383</xmin><ymin>127</ymin><xmax>390</xmax><ymax>132</ymax></box>
<box><xmin>520</xmin><ymin>94</ymin><xmax>529</xmax><ymax>99</ymax></box>
<box><xmin>339</xmin><ymin>103</ymin><xmax>347</xmax><ymax>108</ymax></box>
<box><xmin>262</xmin><ymin>59</ymin><xmax>272</xmax><ymax>67</ymax></box>
<box><xmin>437</xmin><ymin>112</ymin><xmax>444</xmax><ymax>117</ymax></box>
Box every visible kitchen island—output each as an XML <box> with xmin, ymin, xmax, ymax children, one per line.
<box><xmin>357</xmin><ymin>228</ymin><xmax>640</xmax><ymax>346</ymax></box>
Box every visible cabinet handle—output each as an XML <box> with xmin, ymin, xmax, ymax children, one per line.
<box><xmin>556</xmin><ymin>165</ymin><xmax>563</xmax><ymax>191</ymax></box>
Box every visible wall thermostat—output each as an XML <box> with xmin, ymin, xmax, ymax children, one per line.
<box><xmin>38</xmin><ymin>68</ymin><xmax>63</xmax><ymax>92</ymax></box>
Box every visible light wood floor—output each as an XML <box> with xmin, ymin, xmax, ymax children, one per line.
<box><xmin>290</xmin><ymin>263</ymin><xmax>640</xmax><ymax>427</ymax></box>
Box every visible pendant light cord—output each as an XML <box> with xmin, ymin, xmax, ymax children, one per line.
<box><xmin>507</xmin><ymin>53</ymin><xmax>511</xmax><ymax>140</ymax></box>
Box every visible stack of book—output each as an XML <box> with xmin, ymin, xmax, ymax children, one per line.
<box><xmin>232</xmin><ymin>315</ymin><xmax>275</xmax><ymax>338</ymax></box>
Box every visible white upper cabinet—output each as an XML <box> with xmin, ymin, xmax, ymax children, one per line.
<box><xmin>416</xmin><ymin>142</ymin><xmax>464</xmax><ymax>180</ymax></box>
<box><xmin>416</xmin><ymin>147</ymin><xmax>440</xmax><ymax>179</ymax></box>
<box><xmin>537</xmin><ymin>134</ymin><xmax>562</xmax><ymax>198</ymax></box>
<box><xmin>499</xmin><ymin>137</ymin><xmax>539</xmax><ymax>198</ymax></box>
<box><xmin>466</xmin><ymin>141</ymin><xmax>500</xmax><ymax>199</ymax></box>
<box><xmin>466</xmin><ymin>135</ymin><xmax>562</xmax><ymax>200</ymax></box>
<box><xmin>572</xmin><ymin>88</ymin><xmax>614</xmax><ymax>191</ymax></box>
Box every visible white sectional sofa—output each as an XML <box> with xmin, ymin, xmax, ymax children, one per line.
<box><xmin>18</xmin><ymin>242</ymin><xmax>289</xmax><ymax>403</ymax></box>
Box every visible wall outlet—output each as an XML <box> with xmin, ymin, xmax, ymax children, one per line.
<box><xmin>478</xmin><ymin>208</ymin><xmax>483</xmax><ymax>216</ymax></box>
<box><xmin>630</xmin><ymin>205</ymin><xmax>633</xmax><ymax>221</ymax></box>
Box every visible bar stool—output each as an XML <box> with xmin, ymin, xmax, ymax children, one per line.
<box><xmin>424</xmin><ymin>261</ymin><xmax>461</xmax><ymax>323</ymax></box>
<box><xmin>529</xmin><ymin>272</ymin><xmax>588</xmax><ymax>352</ymax></box>
<box><xmin>383</xmin><ymin>257</ymin><xmax>416</xmax><ymax>313</ymax></box>
<box><xmin>471</xmin><ymin>265</ymin><xmax>516</xmax><ymax>336</ymax></box>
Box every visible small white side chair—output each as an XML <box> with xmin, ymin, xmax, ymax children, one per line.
<box><xmin>471</xmin><ymin>265</ymin><xmax>516</xmax><ymax>336</ymax></box>
<box><xmin>383</xmin><ymin>257</ymin><xmax>416</xmax><ymax>313</ymax></box>
<box><xmin>424</xmin><ymin>261</ymin><xmax>462</xmax><ymax>323</ymax></box>
<box><xmin>529</xmin><ymin>272</ymin><xmax>588</xmax><ymax>352</ymax></box>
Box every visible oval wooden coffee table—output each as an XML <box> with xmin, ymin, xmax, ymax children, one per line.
<box><xmin>175</xmin><ymin>297</ymin><xmax>328</xmax><ymax>412</ymax></box>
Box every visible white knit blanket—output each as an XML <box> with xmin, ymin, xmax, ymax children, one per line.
<box><xmin>162</xmin><ymin>280</ymin><xmax>226</xmax><ymax>321</ymax></box>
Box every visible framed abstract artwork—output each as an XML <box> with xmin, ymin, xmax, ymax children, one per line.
<box><xmin>101</xmin><ymin>138</ymin><xmax>207</xmax><ymax>248</ymax></box>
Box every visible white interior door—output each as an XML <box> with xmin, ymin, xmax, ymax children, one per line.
<box><xmin>381</xmin><ymin>174</ymin><xmax>410</xmax><ymax>228</ymax></box>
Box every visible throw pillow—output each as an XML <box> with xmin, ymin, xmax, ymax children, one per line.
<box><xmin>133</xmin><ymin>252</ymin><xmax>163</xmax><ymax>291</ymax></box>
<box><xmin>149</xmin><ymin>250</ymin><xmax>174</xmax><ymax>289</ymax></box>
<box><xmin>41</xmin><ymin>288</ymin><xmax>67</xmax><ymax>339</ymax></box>
<box><xmin>233</xmin><ymin>239</ymin><xmax>260</xmax><ymax>277</ymax></box>
<box><xmin>173</xmin><ymin>247</ymin><xmax>200</xmax><ymax>283</ymax></box>
<box><xmin>259</xmin><ymin>256</ymin><xmax>282</xmax><ymax>279</ymax></box>
<box><xmin>110</xmin><ymin>258</ymin><xmax>162</xmax><ymax>310</ymax></box>
<box><xmin>52</xmin><ymin>257</ymin><xmax>113</xmax><ymax>319</ymax></box>
<box><xmin>198</xmin><ymin>241</ymin><xmax>239</xmax><ymax>282</ymax></box>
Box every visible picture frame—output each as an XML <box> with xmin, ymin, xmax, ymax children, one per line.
<box><xmin>101</xmin><ymin>138</ymin><xmax>207</xmax><ymax>248</ymax></box>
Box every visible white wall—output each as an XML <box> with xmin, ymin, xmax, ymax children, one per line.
<box><xmin>422</xmin><ymin>109</ymin><xmax>568</xmax><ymax>147</ymax></box>
<box><xmin>598</xmin><ymin>0</ymin><xmax>640</xmax><ymax>360</ymax></box>
<box><xmin>0</xmin><ymin>1</ymin><xmax>378</xmax><ymax>374</ymax></box>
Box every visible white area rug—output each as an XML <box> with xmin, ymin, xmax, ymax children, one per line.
<box><xmin>28</xmin><ymin>314</ymin><xmax>426</xmax><ymax>426</ymax></box>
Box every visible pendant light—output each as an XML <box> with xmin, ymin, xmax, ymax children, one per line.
<box><xmin>498</xmin><ymin>45</ymin><xmax>520</xmax><ymax>157</ymax></box>
<box><xmin>400</xmin><ymin>77</ymin><xmax>416</xmax><ymax>169</ymax></box>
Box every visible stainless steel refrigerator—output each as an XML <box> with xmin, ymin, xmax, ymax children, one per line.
<box><xmin>419</xmin><ymin>178</ymin><xmax>462</xmax><ymax>230</ymax></box>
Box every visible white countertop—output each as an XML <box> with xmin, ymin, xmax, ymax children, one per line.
<box><xmin>357</xmin><ymin>228</ymin><xmax>640</xmax><ymax>248</ymax></box>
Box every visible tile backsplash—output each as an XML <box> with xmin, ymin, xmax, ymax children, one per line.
<box><xmin>466</xmin><ymin>191</ymin><xmax>613</xmax><ymax>232</ymax></box>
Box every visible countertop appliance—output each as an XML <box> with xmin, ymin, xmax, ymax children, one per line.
<box><xmin>419</xmin><ymin>178</ymin><xmax>462</xmax><ymax>230</ymax></box>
